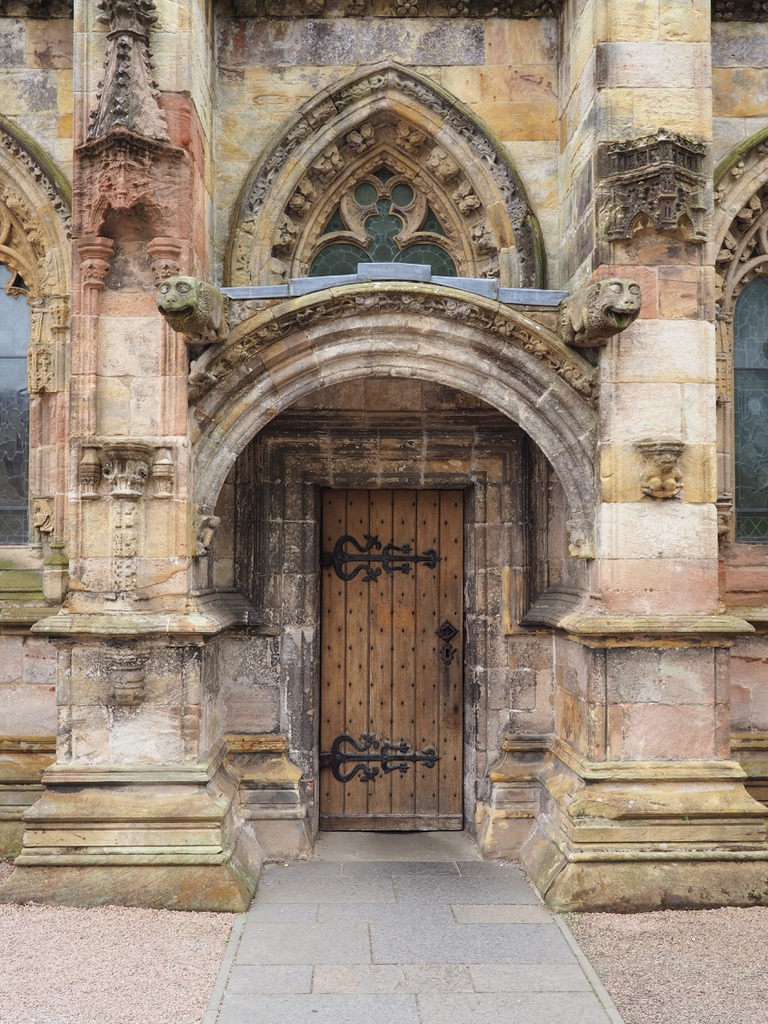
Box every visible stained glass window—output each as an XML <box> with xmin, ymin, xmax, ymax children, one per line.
<box><xmin>309</xmin><ymin>166</ymin><xmax>457</xmax><ymax>278</ymax></box>
<box><xmin>0</xmin><ymin>264</ymin><xmax>30</xmax><ymax>544</ymax></box>
<box><xmin>734</xmin><ymin>276</ymin><xmax>768</xmax><ymax>542</ymax></box>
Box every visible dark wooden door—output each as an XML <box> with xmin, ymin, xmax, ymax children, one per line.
<box><xmin>320</xmin><ymin>489</ymin><xmax>463</xmax><ymax>830</ymax></box>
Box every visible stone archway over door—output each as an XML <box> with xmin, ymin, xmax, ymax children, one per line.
<box><xmin>319</xmin><ymin>489</ymin><xmax>463</xmax><ymax>831</ymax></box>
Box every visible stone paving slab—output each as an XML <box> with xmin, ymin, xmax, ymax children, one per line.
<box><xmin>417</xmin><ymin>992</ymin><xmax>614</xmax><ymax>1024</ymax></box>
<box><xmin>237</xmin><ymin>922</ymin><xmax>371</xmax><ymax>964</ymax></box>
<box><xmin>312</xmin><ymin>963</ymin><xmax>475</xmax><ymax>993</ymax></box>
<box><xmin>316</xmin><ymin>900</ymin><xmax>455</xmax><ymax>924</ymax></box>
<box><xmin>340</xmin><ymin>859</ymin><xmax>461</xmax><ymax>876</ymax></box>
<box><xmin>452</xmin><ymin>903</ymin><xmax>553</xmax><ymax>923</ymax></box>
<box><xmin>215</xmin><ymin>992</ymin><xmax>421</xmax><ymax>1024</ymax></box>
<box><xmin>370</xmin><ymin>921</ymin><xmax>574</xmax><ymax>964</ymax></box>
<box><xmin>225</xmin><ymin>964</ymin><xmax>313</xmax><ymax>995</ymax></box>
<box><xmin>255</xmin><ymin>873</ymin><xmax>397</xmax><ymax>903</ymax></box>
<box><xmin>468</xmin><ymin>963</ymin><xmax>594</xmax><ymax>992</ymax></box>
<box><xmin>392</xmin><ymin>872</ymin><xmax>539</xmax><ymax>904</ymax></box>
<box><xmin>204</xmin><ymin>835</ymin><xmax>624</xmax><ymax>1024</ymax></box>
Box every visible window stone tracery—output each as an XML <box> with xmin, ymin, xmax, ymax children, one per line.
<box><xmin>226</xmin><ymin>64</ymin><xmax>545</xmax><ymax>290</ymax></box>
<box><xmin>0</xmin><ymin>120</ymin><xmax>71</xmax><ymax>549</ymax></box>
<box><xmin>715</xmin><ymin>138</ymin><xmax>768</xmax><ymax>543</ymax></box>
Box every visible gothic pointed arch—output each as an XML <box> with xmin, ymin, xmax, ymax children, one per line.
<box><xmin>714</xmin><ymin>131</ymin><xmax>768</xmax><ymax>542</ymax></box>
<box><xmin>189</xmin><ymin>283</ymin><xmax>597</xmax><ymax>555</ymax></box>
<box><xmin>0</xmin><ymin>114</ymin><xmax>71</xmax><ymax>301</ymax></box>
<box><xmin>0</xmin><ymin>116</ymin><xmax>71</xmax><ymax>548</ymax></box>
<box><xmin>225</xmin><ymin>63</ymin><xmax>546</xmax><ymax>290</ymax></box>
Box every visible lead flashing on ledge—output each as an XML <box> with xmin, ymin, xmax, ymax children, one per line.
<box><xmin>222</xmin><ymin>264</ymin><xmax>569</xmax><ymax>308</ymax></box>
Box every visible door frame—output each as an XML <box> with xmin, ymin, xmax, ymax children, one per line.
<box><xmin>233</xmin><ymin>416</ymin><xmax>530</xmax><ymax>840</ymax></box>
<box><xmin>318</xmin><ymin>487</ymin><xmax>465</xmax><ymax>831</ymax></box>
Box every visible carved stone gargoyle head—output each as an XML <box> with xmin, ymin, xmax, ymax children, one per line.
<box><xmin>560</xmin><ymin>278</ymin><xmax>642</xmax><ymax>348</ymax></box>
<box><xmin>156</xmin><ymin>276</ymin><xmax>228</xmax><ymax>344</ymax></box>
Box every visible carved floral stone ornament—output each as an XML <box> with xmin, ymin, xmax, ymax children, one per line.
<box><xmin>637</xmin><ymin>440</ymin><xmax>685</xmax><ymax>500</ymax></box>
<box><xmin>559</xmin><ymin>279</ymin><xmax>642</xmax><ymax>348</ymax></box>
<box><xmin>597</xmin><ymin>131</ymin><xmax>708</xmax><ymax>243</ymax></box>
<box><xmin>156</xmin><ymin>276</ymin><xmax>229</xmax><ymax>344</ymax></box>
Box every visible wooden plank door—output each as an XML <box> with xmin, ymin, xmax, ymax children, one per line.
<box><xmin>320</xmin><ymin>489</ymin><xmax>463</xmax><ymax>830</ymax></box>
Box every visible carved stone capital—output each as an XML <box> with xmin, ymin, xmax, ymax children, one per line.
<box><xmin>146</xmin><ymin>236</ymin><xmax>184</xmax><ymax>284</ymax></box>
<box><xmin>78</xmin><ymin>446</ymin><xmax>102</xmax><ymax>499</ymax></box>
<box><xmin>559</xmin><ymin>279</ymin><xmax>642</xmax><ymax>348</ymax></box>
<box><xmin>156</xmin><ymin>276</ymin><xmax>228</xmax><ymax>344</ymax></box>
<box><xmin>597</xmin><ymin>131</ymin><xmax>708</xmax><ymax>244</ymax></box>
<box><xmin>78</xmin><ymin>236</ymin><xmax>115</xmax><ymax>289</ymax></box>
<box><xmin>151</xmin><ymin>448</ymin><xmax>175</xmax><ymax>498</ymax></box>
<box><xmin>637</xmin><ymin>440</ymin><xmax>685</xmax><ymax>500</ymax></box>
<box><xmin>78</xmin><ymin>441</ymin><xmax>175</xmax><ymax>500</ymax></box>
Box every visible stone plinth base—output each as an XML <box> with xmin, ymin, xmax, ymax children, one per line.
<box><xmin>519</xmin><ymin>749</ymin><xmax>768</xmax><ymax>912</ymax></box>
<box><xmin>0</xmin><ymin>737</ymin><xmax>55</xmax><ymax>858</ymax></box>
<box><xmin>0</xmin><ymin>861</ymin><xmax>256</xmax><ymax>912</ymax></box>
<box><xmin>0</xmin><ymin>758</ymin><xmax>265</xmax><ymax>911</ymax></box>
<box><xmin>476</xmin><ymin>734</ymin><xmax>548</xmax><ymax>858</ymax></box>
<box><xmin>227</xmin><ymin>734</ymin><xmax>312</xmax><ymax>860</ymax></box>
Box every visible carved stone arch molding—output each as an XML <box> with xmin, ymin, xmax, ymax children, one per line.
<box><xmin>714</xmin><ymin>129</ymin><xmax>768</xmax><ymax>540</ymax></box>
<box><xmin>189</xmin><ymin>283</ymin><xmax>597</xmax><ymax>553</ymax></box>
<box><xmin>225</xmin><ymin>63</ymin><xmax>546</xmax><ymax>290</ymax></box>
<box><xmin>0</xmin><ymin>115</ymin><xmax>71</xmax><ymax>301</ymax></box>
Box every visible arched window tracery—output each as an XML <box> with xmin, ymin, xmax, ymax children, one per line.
<box><xmin>309</xmin><ymin>165</ymin><xmax>457</xmax><ymax>277</ymax></box>
<box><xmin>0</xmin><ymin>263</ymin><xmax>30</xmax><ymax>544</ymax></box>
<box><xmin>733</xmin><ymin>277</ymin><xmax>768</xmax><ymax>541</ymax></box>
<box><xmin>715</xmin><ymin>144</ymin><xmax>768</xmax><ymax>544</ymax></box>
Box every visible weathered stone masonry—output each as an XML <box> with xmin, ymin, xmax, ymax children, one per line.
<box><xmin>1</xmin><ymin>1</ymin><xmax>768</xmax><ymax>912</ymax></box>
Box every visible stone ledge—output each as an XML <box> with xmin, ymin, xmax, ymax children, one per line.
<box><xmin>559</xmin><ymin>611</ymin><xmax>754</xmax><ymax>646</ymax></box>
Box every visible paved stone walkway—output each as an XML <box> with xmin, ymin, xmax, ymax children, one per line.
<box><xmin>203</xmin><ymin>833</ymin><xmax>623</xmax><ymax>1024</ymax></box>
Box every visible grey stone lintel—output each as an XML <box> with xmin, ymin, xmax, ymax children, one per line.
<box><xmin>222</xmin><ymin>264</ymin><xmax>569</xmax><ymax>307</ymax></box>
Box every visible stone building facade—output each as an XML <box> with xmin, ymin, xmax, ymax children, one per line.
<box><xmin>1</xmin><ymin>0</ymin><xmax>768</xmax><ymax>912</ymax></box>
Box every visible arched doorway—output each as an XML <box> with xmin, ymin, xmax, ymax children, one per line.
<box><xmin>190</xmin><ymin>286</ymin><xmax>596</xmax><ymax>842</ymax></box>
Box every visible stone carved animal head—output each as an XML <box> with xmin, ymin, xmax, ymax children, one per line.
<box><xmin>560</xmin><ymin>278</ymin><xmax>642</xmax><ymax>348</ymax></box>
<box><xmin>156</xmin><ymin>276</ymin><xmax>227</xmax><ymax>343</ymax></box>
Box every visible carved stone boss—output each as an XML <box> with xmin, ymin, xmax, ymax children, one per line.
<box><xmin>637</xmin><ymin>441</ymin><xmax>685</xmax><ymax>500</ymax></box>
<box><xmin>597</xmin><ymin>131</ymin><xmax>707</xmax><ymax>243</ymax></box>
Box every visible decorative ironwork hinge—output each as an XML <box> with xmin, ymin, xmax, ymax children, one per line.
<box><xmin>322</xmin><ymin>732</ymin><xmax>439</xmax><ymax>783</ymax></box>
<box><xmin>324</xmin><ymin>533</ymin><xmax>439</xmax><ymax>582</ymax></box>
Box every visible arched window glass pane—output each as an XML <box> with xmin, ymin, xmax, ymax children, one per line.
<box><xmin>0</xmin><ymin>264</ymin><xmax>30</xmax><ymax>544</ymax></box>
<box><xmin>309</xmin><ymin>167</ymin><xmax>457</xmax><ymax>278</ymax></box>
<box><xmin>734</xmin><ymin>276</ymin><xmax>768</xmax><ymax>542</ymax></box>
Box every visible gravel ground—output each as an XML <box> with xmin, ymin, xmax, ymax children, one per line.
<box><xmin>0</xmin><ymin>861</ymin><xmax>233</xmax><ymax>1024</ymax></box>
<box><xmin>569</xmin><ymin>906</ymin><xmax>768</xmax><ymax>1024</ymax></box>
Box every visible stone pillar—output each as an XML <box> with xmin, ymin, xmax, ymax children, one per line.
<box><xmin>0</xmin><ymin>0</ymin><xmax>262</xmax><ymax>911</ymax></box>
<box><xmin>518</xmin><ymin>0</ymin><xmax>768</xmax><ymax>910</ymax></box>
